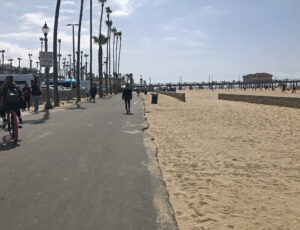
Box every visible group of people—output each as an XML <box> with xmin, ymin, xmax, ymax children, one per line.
<box><xmin>282</xmin><ymin>83</ymin><xmax>297</xmax><ymax>93</ymax></box>
<box><xmin>0</xmin><ymin>76</ymin><xmax>41</xmax><ymax>128</ymax></box>
<box><xmin>0</xmin><ymin>75</ymin><xmax>135</xmax><ymax>130</ymax></box>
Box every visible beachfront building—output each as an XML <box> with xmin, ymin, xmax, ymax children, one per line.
<box><xmin>242</xmin><ymin>73</ymin><xmax>273</xmax><ymax>89</ymax></box>
<box><xmin>243</xmin><ymin>73</ymin><xmax>273</xmax><ymax>83</ymax></box>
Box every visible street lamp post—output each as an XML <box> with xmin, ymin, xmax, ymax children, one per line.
<box><xmin>8</xmin><ymin>58</ymin><xmax>13</xmax><ymax>73</ymax></box>
<box><xmin>68</xmin><ymin>54</ymin><xmax>72</xmax><ymax>78</ymax></box>
<box><xmin>58</xmin><ymin>38</ymin><xmax>61</xmax><ymax>76</ymax></box>
<box><xmin>28</xmin><ymin>53</ymin><xmax>32</xmax><ymax>72</ymax></box>
<box><xmin>36</xmin><ymin>61</ymin><xmax>39</xmax><ymax>72</ymax></box>
<box><xmin>62</xmin><ymin>57</ymin><xmax>66</xmax><ymax>77</ymax></box>
<box><xmin>84</xmin><ymin>54</ymin><xmax>88</xmax><ymax>80</ymax></box>
<box><xmin>66</xmin><ymin>24</ymin><xmax>78</xmax><ymax>79</ymax></box>
<box><xmin>0</xmin><ymin>50</ymin><xmax>5</xmax><ymax>73</ymax></box>
<box><xmin>42</xmin><ymin>22</ymin><xmax>53</xmax><ymax>110</ymax></box>
<box><xmin>80</xmin><ymin>51</ymin><xmax>83</xmax><ymax>80</ymax></box>
<box><xmin>17</xmin><ymin>57</ymin><xmax>22</xmax><ymax>72</ymax></box>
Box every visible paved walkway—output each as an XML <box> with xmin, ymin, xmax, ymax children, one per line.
<box><xmin>0</xmin><ymin>95</ymin><xmax>177</xmax><ymax>230</ymax></box>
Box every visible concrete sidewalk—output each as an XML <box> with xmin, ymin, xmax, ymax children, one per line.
<box><xmin>0</xmin><ymin>95</ymin><xmax>177</xmax><ymax>230</ymax></box>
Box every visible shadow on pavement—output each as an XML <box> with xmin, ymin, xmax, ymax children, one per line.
<box><xmin>23</xmin><ymin>110</ymin><xmax>50</xmax><ymax>125</ymax></box>
<box><xmin>66</xmin><ymin>104</ymin><xmax>87</xmax><ymax>110</ymax></box>
<box><xmin>0</xmin><ymin>135</ymin><xmax>20</xmax><ymax>151</ymax></box>
<box><xmin>123</xmin><ymin>113</ymin><xmax>134</xmax><ymax>115</ymax></box>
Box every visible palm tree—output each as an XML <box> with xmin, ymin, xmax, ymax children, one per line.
<box><xmin>117</xmin><ymin>31</ymin><xmax>122</xmax><ymax>77</ymax></box>
<box><xmin>111</xmin><ymin>27</ymin><xmax>117</xmax><ymax>93</ymax></box>
<box><xmin>111</xmin><ymin>27</ymin><xmax>117</xmax><ymax>74</ymax></box>
<box><xmin>105</xmin><ymin>6</ymin><xmax>112</xmax><ymax>95</ymax></box>
<box><xmin>53</xmin><ymin>0</ymin><xmax>61</xmax><ymax>107</ymax></box>
<box><xmin>106</xmin><ymin>20</ymin><xmax>113</xmax><ymax>95</ymax></box>
<box><xmin>98</xmin><ymin>0</ymin><xmax>107</xmax><ymax>97</ymax></box>
<box><xmin>93</xmin><ymin>35</ymin><xmax>108</xmax><ymax>83</ymax></box>
<box><xmin>89</xmin><ymin>0</ymin><xmax>93</xmax><ymax>92</ymax></box>
<box><xmin>76</xmin><ymin>0</ymin><xmax>84</xmax><ymax>103</ymax></box>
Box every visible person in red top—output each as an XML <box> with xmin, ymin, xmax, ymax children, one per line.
<box><xmin>22</xmin><ymin>82</ymin><xmax>32</xmax><ymax>111</ymax></box>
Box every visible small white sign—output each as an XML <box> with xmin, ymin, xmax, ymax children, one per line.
<box><xmin>39</xmin><ymin>51</ymin><xmax>53</xmax><ymax>67</ymax></box>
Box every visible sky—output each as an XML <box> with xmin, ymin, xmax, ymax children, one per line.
<box><xmin>0</xmin><ymin>0</ymin><xmax>300</xmax><ymax>83</ymax></box>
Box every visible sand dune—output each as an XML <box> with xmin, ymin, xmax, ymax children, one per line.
<box><xmin>142</xmin><ymin>90</ymin><xmax>300</xmax><ymax>230</ymax></box>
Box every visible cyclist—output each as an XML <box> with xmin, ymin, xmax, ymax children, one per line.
<box><xmin>0</xmin><ymin>76</ymin><xmax>24</xmax><ymax>128</ymax></box>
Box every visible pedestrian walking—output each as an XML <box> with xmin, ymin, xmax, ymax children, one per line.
<box><xmin>85</xmin><ymin>87</ymin><xmax>90</xmax><ymax>101</ymax></box>
<box><xmin>292</xmin><ymin>83</ymin><xmax>296</xmax><ymax>93</ymax></box>
<box><xmin>122</xmin><ymin>83</ymin><xmax>132</xmax><ymax>114</ymax></box>
<box><xmin>282</xmin><ymin>84</ymin><xmax>286</xmax><ymax>93</ymax></box>
<box><xmin>31</xmin><ymin>80</ymin><xmax>41</xmax><ymax>113</ymax></box>
<box><xmin>22</xmin><ymin>82</ymin><xmax>31</xmax><ymax>111</ymax></box>
<box><xmin>90</xmin><ymin>84</ymin><xmax>97</xmax><ymax>103</ymax></box>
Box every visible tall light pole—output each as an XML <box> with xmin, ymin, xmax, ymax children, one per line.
<box><xmin>80</xmin><ymin>51</ymin><xmax>83</xmax><ymax>80</ymax></box>
<box><xmin>58</xmin><ymin>38</ymin><xmax>61</xmax><ymax>76</ymax></box>
<box><xmin>36</xmin><ymin>61</ymin><xmax>39</xmax><ymax>72</ymax></box>
<box><xmin>68</xmin><ymin>54</ymin><xmax>72</xmax><ymax>78</ymax></box>
<box><xmin>8</xmin><ymin>58</ymin><xmax>13</xmax><ymax>73</ymax></box>
<box><xmin>42</xmin><ymin>22</ymin><xmax>53</xmax><ymax>110</ymax></box>
<box><xmin>40</xmin><ymin>38</ymin><xmax>44</xmax><ymax>51</ymax></box>
<box><xmin>66</xmin><ymin>23</ymin><xmax>78</xmax><ymax>79</ymax></box>
<box><xmin>84</xmin><ymin>54</ymin><xmax>88</xmax><ymax>80</ymax></box>
<box><xmin>17</xmin><ymin>57</ymin><xmax>22</xmax><ymax>72</ymax></box>
<box><xmin>28</xmin><ymin>53</ymin><xmax>32</xmax><ymax>72</ymax></box>
<box><xmin>62</xmin><ymin>57</ymin><xmax>66</xmax><ymax>77</ymax></box>
<box><xmin>0</xmin><ymin>50</ymin><xmax>4</xmax><ymax>73</ymax></box>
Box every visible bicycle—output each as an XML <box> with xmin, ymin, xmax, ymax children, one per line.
<box><xmin>3</xmin><ymin>110</ymin><xmax>18</xmax><ymax>144</ymax></box>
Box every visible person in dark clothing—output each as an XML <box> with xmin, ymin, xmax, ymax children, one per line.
<box><xmin>292</xmin><ymin>84</ymin><xmax>296</xmax><ymax>93</ymax></box>
<box><xmin>122</xmin><ymin>83</ymin><xmax>132</xmax><ymax>114</ymax></box>
<box><xmin>90</xmin><ymin>84</ymin><xmax>97</xmax><ymax>103</ymax></box>
<box><xmin>0</xmin><ymin>76</ymin><xmax>24</xmax><ymax>127</ymax></box>
<box><xmin>31</xmin><ymin>80</ymin><xmax>41</xmax><ymax>113</ymax></box>
<box><xmin>22</xmin><ymin>82</ymin><xmax>31</xmax><ymax>111</ymax></box>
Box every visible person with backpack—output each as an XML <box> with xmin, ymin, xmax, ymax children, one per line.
<box><xmin>0</xmin><ymin>76</ymin><xmax>24</xmax><ymax>128</ymax></box>
<box><xmin>31</xmin><ymin>79</ymin><xmax>41</xmax><ymax>113</ymax></box>
<box><xmin>22</xmin><ymin>82</ymin><xmax>32</xmax><ymax>111</ymax></box>
<box><xmin>122</xmin><ymin>83</ymin><xmax>132</xmax><ymax>114</ymax></box>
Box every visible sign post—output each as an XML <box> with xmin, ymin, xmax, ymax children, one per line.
<box><xmin>39</xmin><ymin>51</ymin><xmax>53</xmax><ymax>67</ymax></box>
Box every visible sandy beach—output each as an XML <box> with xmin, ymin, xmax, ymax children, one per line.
<box><xmin>142</xmin><ymin>90</ymin><xmax>300</xmax><ymax>230</ymax></box>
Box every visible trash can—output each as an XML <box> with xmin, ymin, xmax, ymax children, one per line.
<box><xmin>151</xmin><ymin>93</ymin><xmax>158</xmax><ymax>104</ymax></box>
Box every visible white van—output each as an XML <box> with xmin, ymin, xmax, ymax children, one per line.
<box><xmin>0</xmin><ymin>74</ymin><xmax>40</xmax><ymax>88</ymax></box>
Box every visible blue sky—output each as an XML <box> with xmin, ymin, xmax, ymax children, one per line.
<box><xmin>0</xmin><ymin>0</ymin><xmax>300</xmax><ymax>83</ymax></box>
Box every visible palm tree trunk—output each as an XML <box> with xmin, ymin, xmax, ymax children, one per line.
<box><xmin>106</xmin><ymin>19</ymin><xmax>109</xmax><ymax>95</ymax></box>
<box><xmin>53</xmin><ymin>0</ymin><xmax>61</xmax><ymax>107</ymax></box>
<box><xmin>118</xmin><ymin>36</ymin><xmax>121</xmax><ymax>76</ymax></box>
<box><xmin>89</xmin><ymin>0</ymin><xmax>93</xmax><ymax>92</ymax></box>
<box><xmin>99</xmin><ymin>3</ymin><xmax>104</xmax><ymax>97</ymax></box>
<box><xmin>115</xmin><ymin>36</ymin><xmax>119</xmax><ymax>91</ymax></box>
<box><xmin>76</xmin><ymin>0</ymin><xmax>84</xmax><ymax>103</ymax></box>
<box><xmin>108</xmin><ymin>25</ymin><xmax>112</xmax><ymax>95</ymax></box>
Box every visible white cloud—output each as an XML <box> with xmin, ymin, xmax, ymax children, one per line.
<box><xmin>61</xmin><ymin>0</ymin><xmax>76</xmax><ymax>6</ymax></box>
<box><xmin>0</xmin><ymin>32</ymin><xmax>41</xmax><ymax>40</ymax></box>
<box><xmin>110</xmin><ymin>0</ymin><xmax>143</xmax><ymax>17</ymax></box>
<box><xmin>20</xmin><ymin>12</ymin><xmax>54</xmax><ymax>30</ymax></box>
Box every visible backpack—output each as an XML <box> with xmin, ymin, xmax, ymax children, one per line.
<box><xmin>7</xmin><ymin>87</ymin><xmax>20</xmax><ymax>104</ymax></box>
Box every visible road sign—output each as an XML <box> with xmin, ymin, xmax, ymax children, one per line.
<box><xmin>39</xmin><ymin>51</ymin><xmax>53</xmax><ymax>67</ymax></box>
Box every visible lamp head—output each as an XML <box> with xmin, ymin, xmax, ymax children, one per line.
<box><xmin>42</xmin><ymin>22</ymin><xmax>49</xmax><ymax>35</ymax></box>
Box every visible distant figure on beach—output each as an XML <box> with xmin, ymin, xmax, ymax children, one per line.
<box><xmin>136</xmin><ymin>88</ymin><xmax>140</xmax><ymax>96</ymax></box>
<box><xmin>90</xmin><ymin>85</ymin><xmax>97</xmax><ymax>103</ymax></box>
<box><xmin>292</xmin><ymin>84</ymin><xmax>296</xmax><ymax>93</ymax></box>
<box><xmin>122</xmin><ymin>83</ymin><xmax>132</xmax><ymax>114</ymax></box>
<box><xmin>282</xmin><ymin>84</ymin><xmax>286</xmax><ymax>93</ymax></box>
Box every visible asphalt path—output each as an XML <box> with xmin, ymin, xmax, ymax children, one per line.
<box><xmin>0</xmin><ymin>94</ymin><xmax>177</xmax><ymax>230</ymax></box>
